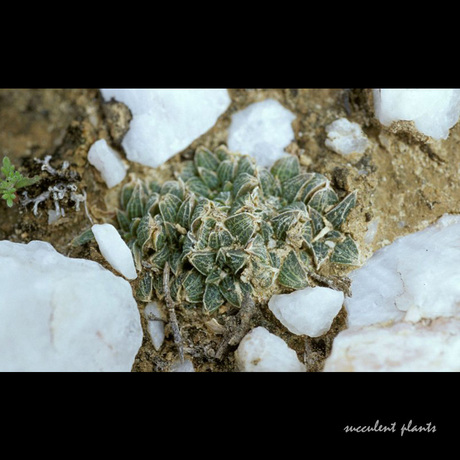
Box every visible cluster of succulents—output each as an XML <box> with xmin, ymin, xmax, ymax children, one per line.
<box><xmin>116</xmin><ymin>145</ymin><xmax>359</xmax><ymax>313</ymax></box>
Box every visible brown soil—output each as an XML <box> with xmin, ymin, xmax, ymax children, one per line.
<box><xmin>2</xmin><ymin>88</ymin><xmax>459</xmax><ymax>372</ymax></box>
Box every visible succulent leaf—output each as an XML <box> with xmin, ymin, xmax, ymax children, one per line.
<box><xmin>277</xmin><ymin>250</ymin><xmax>309</xmax><ymax>290</ymax></box>
<box><xmin>203</xmin><ymin>283</ymin><xmax>225</xmax><ymax>313</ymax></box>
<box><xmin>271</xmin><ymin>156</ymin><xmax>300</xmax><ymax>182</ymax></box>
<box><xmin>330</xmin><ymin>235</ymin><xmax>360</xmax><ymax>265</ymax></box>
<box><xmin>188</xmin><ymin>251</ymin><xmax>216</xmax><ymax>276</ymax></box>
<box><xmin>117</xmin><ymin>210</ymin><xmax>131</xmax><ymax>234</ymax></box>
<box><xmin>224</xmin><ymin>212</ymin><xmax>255</xmax><ymax>246</ymax></box>
<box><xmin>126</xmin><ymin>182</ymin><xmax>144</xmax><ymax>219</ymax></box>
<box><xmin>136</xmin><ymin>274</ymin><xmax>153</xmax><ymax>302</ymax></box>
<box><xmin>195</xmin><ymin>147</ymin><xmax>221</xmax><ymax>170</ymax></box>
<box><xmin>183</xmin><ymin>269</ymin><xmax>205</xmax><ymax>303</ymax></box>
<box><xmin>219</xmin><ymin>274</ymin><xmax>243</xmax><ymax>307</ymax></box>
<box><xmin>325</xmin><ymin>191</ymin><xmax>357</xmax><ymax>229</ymax></box>
<box><xmin>308</xmin><ymin>187</ymin><xmax>339</xmax><ymax>213</ymax></box>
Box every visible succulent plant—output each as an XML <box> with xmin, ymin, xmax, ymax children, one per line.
<box><xmin>116</xmin><ymin>145</ymin><xmax>359</xmax><ymax>313</ymax></box>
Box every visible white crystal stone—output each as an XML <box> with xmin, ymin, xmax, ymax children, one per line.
<box><xmin>87</xmin><ymin>139</ymin><xmax>127</xmax><ymax>188</ymax></box>
<box><xmin>324</xmin><ymin>317</ymin><xmax>460</xmax><ymax>372</ymax></box>
<box><xmin>227</xmin><ymin>98</ymin><xmax>296</xmax><ymax>167</ymax></box>
<box><xmin>144</xmin><ymin>302</ymin><xmax>166</xmax><ymax>351</ymax></box>
<box><xmin>373</xmin><ymin>88</ymin><xmax>460</xmax><ymax>139</ymax></box>
<box><xmin>100</xmin><ymin>89</ymin><xmax>231</xmax><ymax>168</ymax></box>
<box><xmin>92</xmin><ymin>223</ymin><xmax>137</xmax><ymax>280</ymax></box>
<box><xmin>235</xmin><ymin>327</ymin><xmax>305</xmax><ymax>372</ymax></box>
<box><xmin>325</xmin><ymin>118</ymin><xmax>369</xmax><ymax>155</ymax></box>
<box><xmin>0</xmin><ymin>240</ymin><xmax>142</xmax><ymax>371</ymax></box>
<box><xmin>268</xmin><ymin>286</ymin><xmax>344</xmax><ymax>337</ymax></box>
<box><xmin>345</xmin><ymin>214</ymin><xmax>460</xmax><ymax>329</ymax></box>
<box><xmin>324</xmin><ymin>214</ymin><xmax>460</xmax><ymax>372</ymax></box>
<box><xmin>170</xmin><ymin>359</ymin><xmax>195</xmax><ymax>372</ymax></box>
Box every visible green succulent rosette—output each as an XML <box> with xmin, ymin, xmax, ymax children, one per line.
<box><xmin>117</xmin><ymin>145</ymin><xmax>359</xmax><ymax>313</ymax></box>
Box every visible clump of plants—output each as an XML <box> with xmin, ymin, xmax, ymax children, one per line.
<box><xmin>0</xmin><ymin>156</ymin><xmax>40</xmax><ymax>207</ymax></box>
<box><xmin>117</xmin><ymin>145</ymin><xmax>359</xmax><ymax>313</ymax></box>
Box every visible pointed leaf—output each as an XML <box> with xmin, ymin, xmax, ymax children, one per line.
<box><xmin>198</xmin><ymin>166</ymin><xmax>220</xmax><ymax>190</ymax></box>
<box><xmin>203</xmin><ymin>283</ymin><xmax>225</xmax><ymax>313</ymax></box>
<box><xmin>282</xmin><ymin>173</ymin><xmax>314</xmax><ymax>203</ymax></box>
<box><xmin>217</xmin><ymin>160</ymin><xmax>237</xmax><ymax>184</ymax></box>
<box><xmin>117</xmin><ymin>210</ymin><xmax>131</xmax><ymax>233</ymax></box>
<box><xmin>194</xmin><ymin>147</ymin><xmax>220</xmax><ymax>170</ymax></box>
<box><xmin>224</xmin><ymin>212</ymin><xmax>255</xmax><ymax>245</ymax></box>
<box><xmin>271</xmin><ymin>211</ymin><xmax>299</xmax><ymax>240</ymax></box>
<box><xmin>136</xmin><ymin>274</ymin><xmax>153</xmax><ymax>302</ymax></box>
<box><xmin>245</xmin><ymin>233</ymin><xmax>269</xmax><ymax>262</ymax></box>
<box><xmin>183</xmin><ymin>269</ymin><xmax>205</xmax><ymax>303</ymax></box>
<box><xmin>277</xmin><ymin>250</ymin><xmax>309</xmax><ymax>290</ymax></box>
<box><xmin>330</xmin><ymin>236</ymin><xmax>360</xmax><ymax>265</ymax></box>
<box><xmin>297</xmin><ymin>174</ymin><xmax>328</xmax><ymax>203</ymax></box>
<box><xmin>271</xmin><ymin>155</ymin><xmax>300</xmax><ymax>182</ymax></box>
<box><xmin>236</xmin><ymin>155</ymin><xmax>256</xmax><ymax>176</ymax></box>
<box><xmin>219</xmin><ymin>275</ymin><xmax>243</xmax><ymax>307</ymax></box>
<box><xmin>325</xmin><ymin>191</ymin><xmax>357</xmax><ymax>229</ymax></box>
<box><xmin>308</xmin><ymin>187</ymin><xmax>339</xmax><ymax>213</ymax></box>
<box><xmin>159</xmin><ymin>193</ymin><xmax>182</xmax><ymax>223</ymax></box>
<box><xmin>160</xmin><ymin>180</ymin><xmax>184</xmax><ymax>199</ymax></box>
<box><xmin>186</xmin><ymin>176</ymin><xmax>211</xmax><ymax>198</ymax></box>
<box><xmin>258</xmin><ymin>168</ymin><xmax>279</xmax><ymax>197</ymax></box>
<box><xmin>225</xmin><ymin>249</ymin><xmax>249</xmax><ymax>274</ymax></box>
<box><xmin>232</xmin><ymin>172</ymin><xmax>258</xmax><ymax>199</ymax></box>
<box><xmin>136</xmin><ymin>214</ymin><xmax>153</xmax><ymax>250</ymax></box>
<box><xmin>188</xmin><ymin>251</ymin><xmax>216</xmax><ymax>276</ymax></box>
<box><xmin>176</xmin><ymin>195</ymin><xmax>196</xmax><ymax>229</ymax></box>
<box><xmin>311</xmin><ymin>241</ymin><xmax>331</xmax><ymax>268</ymax></box>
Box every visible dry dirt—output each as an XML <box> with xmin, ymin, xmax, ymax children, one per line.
<box><xmin>2</xmin><ymin>88</ymin><xmax>460</xmax><ymax>372</ymax></box>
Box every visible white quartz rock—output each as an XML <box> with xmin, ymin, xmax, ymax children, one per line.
<box><xmin>324</xmin><ymin>317</ymin><xmax>460</xmax><ymax>372</ymax></box>
<box><xmin>324</xmin><ymin>214</ymin><xmax>460</xmax><ymax>372</ymax></box>
<box><xmin>373</xmin><ymin>88</ymin><xmax>460</xmax><ymax>139</ymax></box>
<box><xmin>170</xmin><ymin>359</ymin><xmax>195</xmax><ymax>372</ymax></box>
<box><xmin>92</xmin><ymin>223</ymin><xmax>137</xmax><ymax>280</ymax></box>
<box><xmin>235</xmin><ymin>327</ymin><xmax>305</xmax><ymax>372</ymax></box>
<box><xmin>0</xmin><ymin>240</ymin><xmax>142</xmax><ymax>371</ymax></box>
<box><xmin>100</xmin><ymin>89</ymin><xmax>231</xmax><ymax>168</ymax></box>
<box><xmin>87</xmin><ymin>139</ymin><xmax>127</xmax><ymax>188</ymax></box>
<box><xmin>227</xmin><ymin>98</ymin><xmax>296</xmax><ymax>167</ymax></box>
<box><xmin>325</xmin><ymin>118</ymin><xmax>369</xmax><ymax>155</ymax></box>
<box><xmin>345</xmin><ymin>214</ymin><xmax>460</xmax><ymax>329</ymax></box>
<box><xmin>144</xmin><ymin>302</ymin><xmax>166</xmax><ymax>351</ymax></box>
<box><xmin>268</xmin><ymin>286</ymin><xmax>344</xmax><ymax>337</ymax></box>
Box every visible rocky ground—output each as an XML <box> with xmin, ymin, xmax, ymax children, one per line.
<box><xmin>2</xmin><ymin>88</ymin><xmax>459</xmax><ymax>372</ymax></box>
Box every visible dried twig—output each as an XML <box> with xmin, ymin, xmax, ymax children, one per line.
<box><xmin>163</xmin><ymin>261</ymin><xmax>184</xmax><ymax>363</ymax></box>
<box><xmin>309</xmin><ymin>271</ymin><xmax>352</xmax><ymax>298</ymax></box>
<box><xmin>215</xmin><ymin>293</ymin><xmax>256</xmax><ymax>361</ymax></box>
<box><xmin>146</xmin><ymin>313</ymin><xmax>165</xmax><ymax>323</ymax></box>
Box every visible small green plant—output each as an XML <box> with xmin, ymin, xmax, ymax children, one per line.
<box><xmin>117</xmin><ymin>145</ymin><xmax>360</xmax><ymax>313</ymax></box>
<box><xmin>0</xmin><ymin>156</ymin><xmax>40</xmax><ymax>207</ymax></box>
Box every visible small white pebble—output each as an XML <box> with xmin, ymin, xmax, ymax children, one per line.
<box><xmin>364</xmin><ymin>217</ymin><xmax>380</xmax><ymax>244</ymax></box>
<box><xmin>47</xmin><ymin>209</ymin><xmax>61</xmax><ymax>224</ymax></box>
<box><xmin>227</xmin><ymin>98</ymin><xmax>296</xmax><ymax>168</ymax></box>
<box><xmin>92</xmin><ymin>223</ymin><xmax>137</xmax><ymax>280</ymax></box>
<box><xmin>144</xmin><ymin>302</ymin><xmax>166</xmax><ymax>351</ymax></box>
<box><xmin>235</xmin><ymin>327</ymin><xmax>305</xmax><ymax>372</ymax></box>
<box><xmin>325</xmin><ymin>118</ymin><xmax>369</xmax><ymax>155</ymax></box>
<box><xmin>88</xmin><ymin>139</ymin><xmax>127</xmax><ymax>188</ymax></box>
<box><xmin>170</xmin><ymin>359</ymin><xmax>195</xmax><ymax>372</ymax></box>
<box><xmin>268</xmin><ymin>286</ymin><xmax>344</xmax><ymax>337</ymax></box>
